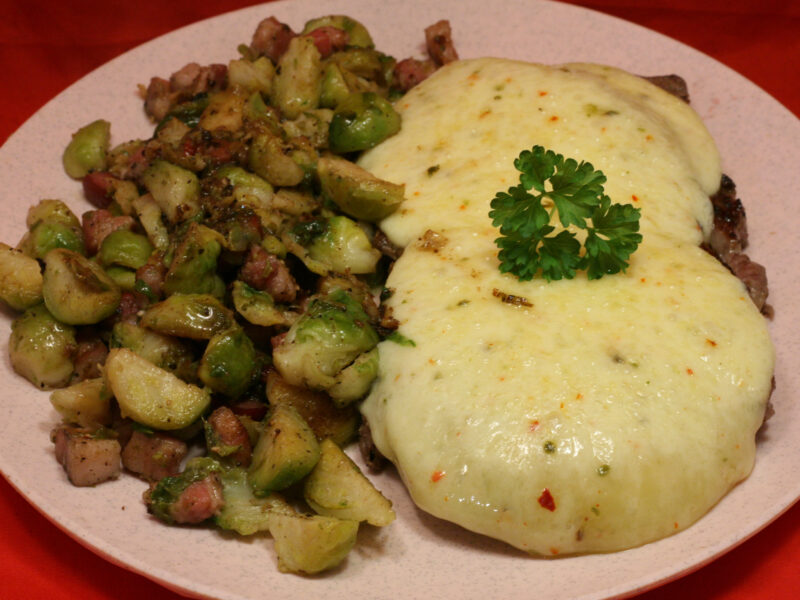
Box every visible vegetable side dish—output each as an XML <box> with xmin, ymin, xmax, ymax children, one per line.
<box><xmin>0</xmin><ymin>14</ymin><xmax>458</xmax><ymax>575</ymax></box>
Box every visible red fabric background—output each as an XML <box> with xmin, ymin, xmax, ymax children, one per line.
<box><xmin>0</xmin><ymin>1</ymin><xmax>797</xmax><ymax>598</ymax></box>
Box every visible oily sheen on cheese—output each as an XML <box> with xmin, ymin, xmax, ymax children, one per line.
<box><xmin>359</xmin><ymin>58</ymin><xmax>774</xmax><ymax>554</ymax></box>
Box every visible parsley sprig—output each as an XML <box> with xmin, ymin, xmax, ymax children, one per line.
<box><xmin>489</xmin><ymin>146</ymin><xmax>642</xmax><ymax>281</ymax></box>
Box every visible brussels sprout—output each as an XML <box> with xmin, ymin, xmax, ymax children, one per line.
<box><xmin>199</xmin><ymin>90</ymin><xmax>246</xmax><ymax>133</ymax></box>
<box><xmin>26</xmin><ymin>199</ymin><xmax>81</xmax><ymax>230</ymax></box>
<box><xmin>105</xmin><ymin>348</ymin><xmax>211</xmax><ymax>430</ymax></box>
<box><xmin>146</xmin><ymin>456</ymin><xmax>222</xmax><ymax>524</ymax></box>
<box><xmin>163</xmin><ymin>223</ymin><xmax>225</xmax><ymax>297</ymax></box>
<box><xmin>307</xmin><ymin>216</ymin><xmax>381</xmax><ymax>274</ymax></box>
<box><xmin>214</xmin><ymin>165</ymin><xmax>274</xmax><ymax>204</ymax></box>
<box><xmin>231</xmin><ymin>281</ymin><xmax>297</xmax><ymax>328</ymax></box>
<box><xmin>19</xmin><ymin>221</ymin><xmax>86</xmax><ymax>259</ymax></box>
<box><xmin>42</xmin><ymin>248</ymin><xmax>121</xmax><ymax>325</ymax></box>
<box><xmin>104</xmin><ymin>265</ymin><xmax>136</xmax><ymax>290</ymax></box>
<box><xmin>247</xmin><ymin>131</ymin><xmax>306</xmax><ymax>188</ymax></box>
<box><xmin>271</xmin><ymin>36</ymin><xmax>322</xmax><ymax>119</ymax></box>
<box><xmin>270</xmin><ymin>511</ymin><xmax>359</xmax><ymax>575</ymax></box>
<box><xmin>131</xmin><ymin>194</ymin><xmax>169</xmax><ymax>252</ymax></box>
<box><xmin>140</xmin><ymin>293</ymin><xmax>234</xmax><ymax>340</ymax></box>
<box><xmin>304</xmin><ymin>438</ymin><xmax>395</xmax><ymax>526</ymax></box>
<box><xmin>98</xmin><ymin>230</ymin><xmax>154</xmax><ymax>270</ymax></box>
<box><xmin>302</xmin><ymin>15</ymin><xmax>375</xmax><ymax>49</ymax></box>
<box><xmin>9</xmin><ymin>303</ymin><xmax>76</xmax><ymax>389</ymax></box>
<box><xmin>281</xmin><ymin>109</ymin><xmax>333</xmax><ymax>148</ymax></box>
<box><xmin>266</xmin><ymin>369</ymin><xmax>359</xmax><ymax>446</ymax></box>
<box><xmin>62</xmin><ymin>119</ymin><xmax>111</xmax><ymax>179</ymax></box>
<box><xmin>50</xmin><ymin>378</ymin><xmax>112</xmax><ymax>427</ymax></box>
<box><xmin>248</xmin><ymin>404</ymin><xmax>320</xmax><ymax>495</ymax></box>
<box><xmin>329</xmin><ymin>49</ymin><xmax>385</xmax><ymax>87</ymax></box>
<box><xmin>328</xmin><ymin>92</ymin><xmax>400</xmax><ymax>153</ymax></box>
<box><xmin>163</xmin><ymin>95</ymin><xmax>211</xmax><ymax>129</ymax></box>
<box><xmin>214</xmin><ymin>465</ymin><xmax>293</xmax><ymax>535</ymax></box>
<box><xmin>141</xmin><ymin>159</ymin><xmax>201</xmax><ymax>224</ymax></box>
<box><xmin>328</xmin><ymin>347</ymin><xmax>379</xmax><ymax>405</ymax></box>
<box><xmin>320</xmin><ymin>64</ymin><xmax>350</xmax><ymax>109</ymax></box>
<box><xmin>110</xmin><ymin>321</ymin><xmax>195</xmax><ymax>380</ymax></box>
<box><xmin>273</xmin><ymin>288</ymin><xmax>379</xmax><ymax>390</ymax></box>
<box><xmin>198</xmin><ymin>327</ymin><xmax>258</xmax><ymax>398</ymax></box>
<box><xmin>0</xmin><ymin>243</ymin><xmax>43</xmax><ymax>310</ymax></box>
<box><xmin>227</xmin><ymin>56</ymin><xmax>275</xmax><ymax>95</ymax></box>
<box><xmin>317</xmin><ymin>156</ymin><xmax>404</xmax><ymax>221</ymax></box>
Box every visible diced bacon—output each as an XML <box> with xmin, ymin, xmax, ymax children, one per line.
<box><xmin>115</xmin><ymin>290</ymin><xmax>148</xmax><ymax>324</ymax></box>
<box><xmin>250</xmin><ymin>16</ymin><xmax>296</xmax><ymax>62</ymax></box>
<box><xmin>135</xmin><ymin>252</ymin><xmax>166</xmax><ymax>300</ymax></box>
<box><xmin>229</xmin><ymin>399</ymin><xmax>269</xmax><ymax>422</ymax></box>
<box><xmin>239</xmin><ymin>245</ymin><xmax>299</xmax><ymax>303</ymax></box>
<box><xmin>394</xmin><ymin>58</ymin><xmax>436</xmax><ymax>91</ymax></box>
<box><xmin>73</xmin><ymin>335</ymin><xmax>108</xmax><ymax>381</ymax></box>
<box><xmin>305</xmin><ymin>26</ymin><xmax>349</xmax><ymax>58</ymax></box>
<box><xmin>169</xmin><ymin>474</ymin><xmax>225</xmax><ymax>524</ymax></box>
<box><xmin>144</xmin><ymin>76</ymin><xmax>173</xmax><ymax>122</ymax></box>
<box><xmin>51</xmin><ymin>425</ymin><xmax>121</xmax><ymax>487</ymax></box>
<box><xmin>207</xmin><ymin>406</ymin><xmax>252</xmax><ymax>467</ymax></box>
<box><xmin>169</xmin><ymin>62</ymin><xmax>227</xmax><ymax>96</ymax></box>
<box><xmin>122</xmin><ymin>430</ymin><xmax>188</xmax><ymax>482</ymax></box>
<box><xmin>81</xmin><ymin>209</ymin><xmax>135</xmax><ymax>255</ymax></box>
<box><xmin>425</xmin><ymin>20</ymin><xmax>459</xmax><ymax>66</ymax></box>
<box><xmin>82</xmin><ymin>172</ymin><xmax>117</xmax><ymax>209</ymax></box>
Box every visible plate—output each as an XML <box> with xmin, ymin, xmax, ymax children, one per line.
<box><xmin>0</xmin><ymin>1</ymin><xmax>798</xmax><ymax>599</ymax></box>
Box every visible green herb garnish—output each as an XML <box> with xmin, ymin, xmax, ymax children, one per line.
<box><xmin>489</xmin><ymin>146</ymin><xmax>642</xmax><ymax>281</ymax></box>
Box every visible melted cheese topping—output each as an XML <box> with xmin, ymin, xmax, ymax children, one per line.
<box><xmin>359</xmin><ymin>59</ymin><xmax>774</xmax><ymax>554</ymax></box>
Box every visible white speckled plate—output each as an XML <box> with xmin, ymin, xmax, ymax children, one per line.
<box><xmin>0</xmin><ymin>1</ymin><xmax>797</xmax><ymax>598</ymax></box>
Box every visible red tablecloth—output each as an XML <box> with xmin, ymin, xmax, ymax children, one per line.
<box><xmin>1</xmin><ymin>1</ymin><xmax>798</xmax><ymax>599</ymax></box>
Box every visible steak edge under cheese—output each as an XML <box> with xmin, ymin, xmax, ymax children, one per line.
<box><xmin>358</xmin><ymin>58</ymin><xmax>774</xmax><ymax>555</ymax></box>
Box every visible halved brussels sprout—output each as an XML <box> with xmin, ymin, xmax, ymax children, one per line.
<box><xmin>247</xmin><ymin>131</ymin><xmax>306</xmax><ymax>188</ymax></box>
<box><xmin>62</xmin><ymin>119</ymin><xmax>111</xmax><ymax>179</ymax></box>
<box><xmin>98</xmin><ymin>230</ymin><xmax>154</xmax><ymax>270</ymax></box>
<box><xmin>141</xmin><ymin>159</ymin><xmax>201</xmax><ymax>224</ymax></box>
<box><xmin>328</xmin><ymin>92</ymin><xmax>400</xmax><ymax>153</ymax></box>
<box><xmin>42</xmin><ymin>248</ymin><xmax>121</xmax><ymax>325</ymax></box>
<box><xmin>140</xmin><ymin>293</ymin><xmax>234</xmax><ymax>340</ymax></box>
<box><xmin>110</xmin><ymin>321</ymin><xmax>195</xmax><ymax>380</ymax></box>
<box><xmin>9</xmin><ymin>303</ymin><xmax>76</xmax><ymax>389</ymax></box>
<box><xmin>199</xmin><ymin>90</ymin><xmax>246</xmax><ymax>133</ymax></box>
<box><xmin>132</xmin><ymin>194</ymin><xmax>169</xmax><ymax>251</ymax></box>
<box><xmin>50</xmin><ymin>378</ymin><xmax>112</xmax><ymax>427</ymax></box>
<box><xmin>273</xmin><ymin>288</ymin><xmax>379</xmax><ymax>390</ymax></box>
<box><xmin>317</xmin><ymin>156</ymin><xmax>404</xmax><ymax>221</ymax></box>
<box><xmin>163</xmin><ymin>223</ymin><xmax>225</xmax><ymax>297</ymax></box>
<box><xmin>26</xmin><ymin>199</ymin><xmax>81</xmax><ymax>230</ymax></box>
<box><xmin>302</xmin><ymin>15</ymin><xmax>374</xmax><ymax>49</ymax></box>
<box><xmin>307</xmin><ymin>216</ymin><xmax>381</xmax><ymax>274</ymax></box>
<box><xmin>19</xmin><ymin>221</ymin><xmax>85</xmax><ymax>259</ymax></box>
<box><xmin>231</xmin><ymin>281</ymin><xmax>296</xmax><ymax>328</ymax></box>
<box><xmin>271</xmin><ymin>36</ymin><xmax>322</xmax><ymax>119</ymax></box>
<box><xmin>105</xmin><ymin>348</ymin><xmax>210</xmax><ymax>430</ymax></box>
<box><xmin>248</xmin><ymin>404</ymin><xmax>320</xmax><ymax>494</ymax></box>
<box><xmin>227</xmin><ymin>56</ymin><xmax>275</xmax><ymax>96</ymax></box>
<box><xmin>304</xmin><ymin>438</ymin><xmax>395</xmax><ymax>526</ymax></box>
<box><xmin>214</xmin><ymin>465</ymin><xmax>292</xmax><ymax>535</ymax></box>
<box><xmin>270</xmin><ymin>511</ymin><xmax>359</xmax><ymax>575</ymax></box>
<box><xmin>328</xmin><ymin>347</ymin><xmax>379</xmax><ymax>405</ymax></box>
<box><xmin>320</xmin><ymin>64</ymin><xmax>350</xmax><ymax>109</ymax></box>
<box><xmin>0</xmin><ymin>243</ymin><xmax>43</xmax><ymax>310</ymax></box>
<box><xmin>198</xmin><ymin>327</ymin><xmax>258</xmax><ymax>398</ymax></box>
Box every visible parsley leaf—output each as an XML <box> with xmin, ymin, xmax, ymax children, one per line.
<box><xmin>489</xmin><ymin>146</ymin><xmax>641</xmax><ymax>281</ymax></box>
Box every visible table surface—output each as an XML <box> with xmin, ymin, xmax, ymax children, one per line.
<box><xmin>0</xmin><ymin>1</ymin><xmax>798</xmax><ymax>599</ymax></box>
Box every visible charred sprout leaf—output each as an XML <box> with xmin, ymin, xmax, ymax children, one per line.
<box><xmin>489</xmin><ymin>146</ymin><xmax>641</xmax><ymax>281</ymax></box>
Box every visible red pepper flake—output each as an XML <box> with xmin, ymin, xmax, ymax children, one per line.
<box><xmin>479</xmin><ymin>109</ymin><xmax>492</xmax><ymax>119</ymax></box>
<box><xmin>431</xmin><ymin>470</ymin><xmax>446</xmax><ymax>483</ymax></box>
<box><xmin>549</xmin><ymin>115</ymin><xmax>559</xmax><ymax>122</ymax></box>
<box><xmin>631</xmin><ymin>194</ymin><xmax>639</xmax><ymax>202</ymax></box>
<box><xmin>674</xmin><ymin>522</ymin><xmax>679</xmax><ymax>529</ymax></box>
<box><xmin>646</xmin><ymin>134</ymin><xmax>654</xmax><ymax>141</ymax></box>
<box><xmin>539</xmin><ymin>90</ymin><xmax>548</xmax><ymax>96</ymax></box>
<box><xmin>706</xmin><ymin>339</ymin><xmax>717</xmax><ymax>347</ymax></box>
<box><xmin>576</xmin><ymin>393</ymin><xmax>583</xmax><ymax>400</ymax></box>
<box><xmin>559</xmin><ymin>402</ymin><xmax>565</xmax><ymax>409</ymax></box>
<box><xmin>686</xmin><ymin>368</ymin><xmax>694</xmax><ymax>375</ymax></box>
<box><xmin>538</xmin><ymin>488</ymin><xmax>556</xmax><ymax>511</ymax></box>
<box><xmin>529</xmin><ymin>420</ymin><xmax>540</xmax><ymax>432</ymax></box>
<box><xmin>550</xmin><ymin>547</ymin><xmax>560</xmax><ymax>555</ymax></box>
<box><xmin>640</xmin><ymin>277</ymin><xmax>647</xmax><ymax>283</ymax></box>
